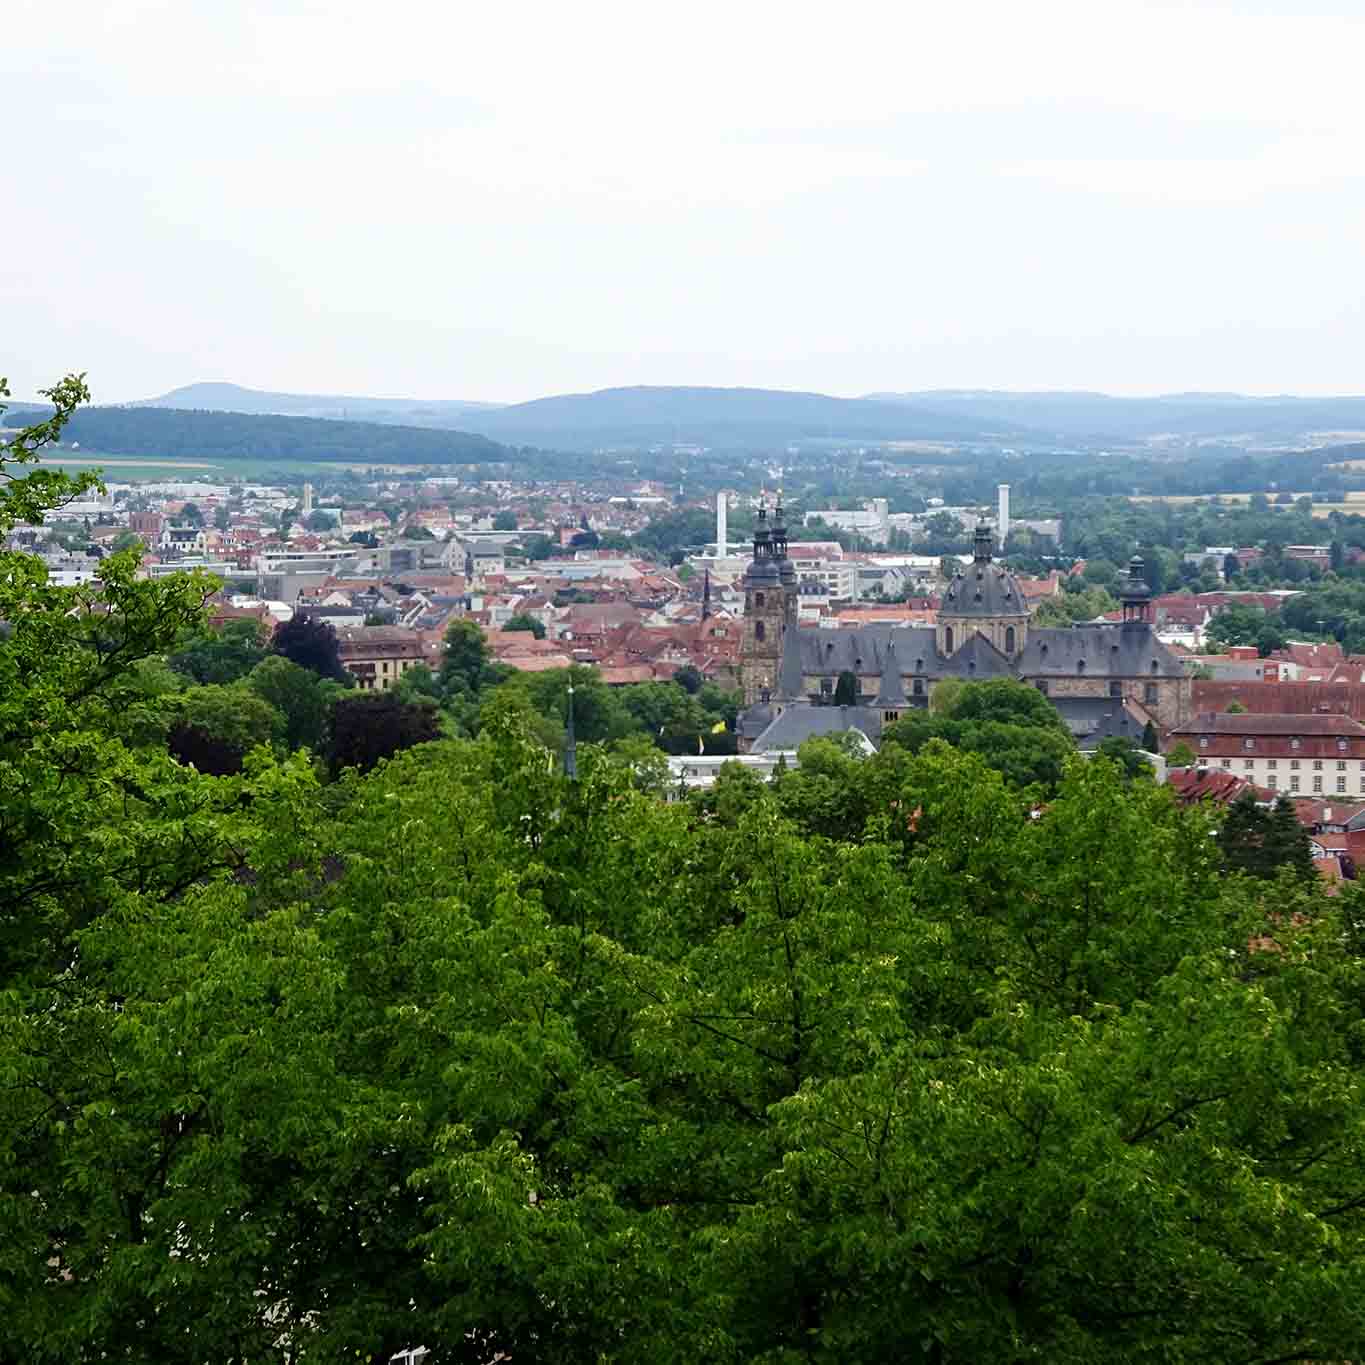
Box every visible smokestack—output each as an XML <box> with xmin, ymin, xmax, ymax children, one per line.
<box><xmin>997</xmin><ymin>483</ymin><xmax>1010</xmax><ymax>548</ymax></box>
<box><xmin>716</xmin><ymin>491</ymin><xmax>727</xmax><ymax>558</ymax></box>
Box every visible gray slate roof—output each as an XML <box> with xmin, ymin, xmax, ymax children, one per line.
<box><xmin>940</xmin><ymin>560</ymin><xmax>1030</xmax><ymax>620</ymax></box>
<box><xmin>1015</xmin><ymin>624</ymin><xmax>1186</xmax><ymax>679</ymax></box>
<box><xmin>749</xmin><ymin>704</ymin><xmax>884</xmax><ymax>753</ymax></box>
<box><xmin>1051</xmin><ymin>697</ymin><xmax>1150</xmax><ymax>750</ymax></box>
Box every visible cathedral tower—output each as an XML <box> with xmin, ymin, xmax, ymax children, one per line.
<box><xmin>740</xmin><ymin>496</ymin><xmax>798</xmax><ymax>704</ymax></box>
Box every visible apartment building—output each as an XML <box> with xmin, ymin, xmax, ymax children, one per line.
<box><xmin>1169</xmin><ymin>712</ymin><xmax>1365</xmax><ymax>798</ymax></box>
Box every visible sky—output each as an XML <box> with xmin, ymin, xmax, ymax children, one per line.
<box><xmin>5</xmin><ymin>0</ymin><xmax>1365</xmax><ymax>405</ymax></box>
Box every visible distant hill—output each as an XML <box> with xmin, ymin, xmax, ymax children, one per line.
<box><xmin>455</xmin><ymin>385</ymin><xmax>1025</xmax><ymax>450</ymax></box>
<box><xmin>3</xmin><ymin>405</ymin><xmax>507</xmax><ymax>465</ymax></box>
<box><xmin>865</xmin><ymin>390</ymin><xmax>1365</xmax><ymax>442</ymax></box>
<box><xmin>139</xmin><ymin>382</ymin><xmax>503</xmax><ymax>428</ymax></box>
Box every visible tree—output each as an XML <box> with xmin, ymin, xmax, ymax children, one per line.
<box><xmin>440</xmin><ymin>618</ymin><xmax>506</xmax><ymax>699</ymax></box>
<box><xmin>1223</xmin><ymin>551</ymin><xmax>1241</xmax><ymax>582</ymax></box>
<box><xmin>1141</xmin><ymin>719</ymin><xmax>1160</xmax><ymax>752</ymax></box>
<box><xmin>246</xmin><ymin>654</ymin><xmax>333</xmax><ymax>751</ymax></box>
<box><xmin>673</xmin><ymin>664</ymin><xmax>704</xmax><ymax>694</ymax></box>
<box><xmin>165</xmin><ymin>683</ymin><xmax>286</xmax><ymax>775</ymax></box>
<box><xmin>326</xmin><ymin>691</ymin><xmax>442</xmax><ymax>774</ymax></box>
<box><xmin>168</xmin><ymin>618</ymin><xmax>268</xmax><ymax>684</ymax></box>
<box><xmin>1167</xmin><ymin>738</ymin><xmax>1197</xmax><ymax>766</ymax></box>
<box><xmin>833</xmin><ymin>670</ymin><xmax>859</xmax><ymax>706</ymax></box>
<box><xmin>305</xmin><ymin>508</ymin><xmax>335</xmax><ymax>532</ymax></box>
<box><xmin>504</xmin><ymin>612</ymin><xmax>546</xmax><ymax>639</ymax></box>
<box><xmin>492</xmin><ymin>510</ymin><xmax>518</xmax><ymax>531</ymax></box>
<box><xmin>272</xmin><ymin>612</ymin><xmax>349</xmax><ymax>682</ymax></box>
<box><xmin>180</xmin><ymin>500</ymin><xmax>204</xmax><ymax>525</ymax></box>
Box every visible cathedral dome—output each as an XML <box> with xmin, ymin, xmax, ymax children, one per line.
<box><xmin>937</xmin><ymin>521</ymin><xmax>1029</xmax><ymax>622</ymax></box>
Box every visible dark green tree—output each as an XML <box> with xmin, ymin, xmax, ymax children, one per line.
<box><xmin>272</xmin><ymin>612</ymin><xmax>349</xmax><ymax>682</ymax></box>
<box><xmin>833</xmin><ymin>670</ymin><xmax>859</xmax><ymax>706</ymax></box>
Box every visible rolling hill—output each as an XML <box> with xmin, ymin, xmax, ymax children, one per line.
<box><xmin>865</xmin><ymin>390</ymin><xmax>1365</xmax><ymax>443</ymax></box>
<box><xmin>3</xmin><ymin>405</ymin><xmax>507</xmax><ymax>465</ymax></box>
<box><xmin>140</xmin><ymin>382</ymin><xmax>502</xmax><ymax>427</ymax></box>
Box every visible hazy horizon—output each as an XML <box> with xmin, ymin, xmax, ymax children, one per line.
<box><xmin>7</xmin><ymin>0</ymin><xmax>1365</xmax><ymax>405</ymax></box>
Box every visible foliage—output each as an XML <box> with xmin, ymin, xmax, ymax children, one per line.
<box><xmin>246</xmin><ymin>654</ymin><xmax>335</xmax><ymax>751</ymax></box>
<box><xmin>326</xmin><ymin>691</ymin><xmax>443</xmax><ymax>774</ymax></box>
<box><xmin>1167</xmin><ymin>739</ymin><xmax>1197</xmax><ymax>767</ymax></box>
<box><xmin>272</xmin><ymin>612</ymin><xmax>349</xmax><ymax>682</ymax></box>
<box><xmin>832</xmin><ymin>669</ymin><xmax>858</xmax><ymax>706</ymax></box>
<box><xmin>168</xmin><ymin>617</ymin><xmax>268</xmax><ymax>684</ymax></box>
<box><xmin>504</xmin><ymin>611</ymin><xmax>546</xmax><ymax>639</ymax></box>
<box><xmin>1218</xmin><ymin>791</ymin><xmax>1317</xmax><ymax>883</ymax></box>
<box><xmin>165</xmin><ymin>683</ymin><xmax>286</xmax><ymax>775</ymax></box>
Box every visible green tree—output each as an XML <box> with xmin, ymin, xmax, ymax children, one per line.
<box><xmin>833</xmin><ymin>669</ymin><xmax>859</xmax><ymax>706</ymax></box>
<box><xmin>492</xmin><ymin>509</ymin><xmax>518</xmax><ymax>531</ymax></box>
<box><xmin>1167</xmin><ymin>738</ymin><xmax>1197</xmax><ymax>766</ymax></box>
<box><xmin>272</xmin><ymin>612</ymin><xmax>349</xmax><ymax>682</ymax></box>
<box><xmin>168</xmin><ymin>617</ymin><xmax>268</xmax><ymax>684</ymax></box>
<box><xmin>165</xmin><ymin>683</ymin><xmax>286</xmax><ymax>775</ymax></box>
<box><xmin>504</xmin><ymin>612</ymin><xmax>546</xmax><ymax>639</ymax></box>
<box><xmin>246</xmin><ymin>654</ymin><xmax>333</xmax><ymax>751</ymax></box>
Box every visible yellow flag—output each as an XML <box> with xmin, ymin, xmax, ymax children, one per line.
<box><xmin>711</xmin><ymin>720</ymin><xmax>727</xmax><ymax>734</ymax></box>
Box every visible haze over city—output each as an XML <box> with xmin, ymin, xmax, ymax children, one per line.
<box><xmin>7</xmin><ymin>0</ymin><xmax>1365</xmax><ymax>404</ymax></box>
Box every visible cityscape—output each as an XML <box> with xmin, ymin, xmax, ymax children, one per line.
<box><xmin>8</xmin><ymin>0</ymin><xmax>1365</xmax><ymax>1359</ymax></box>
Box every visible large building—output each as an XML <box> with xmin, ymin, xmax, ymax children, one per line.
<box><xmin>1168</xmin><ymin>712</ymin><xmax>1365</xmax><ymax>798</ymax></box>
<box><xmin>737</xmin><ymin>502</ymin><xmax>1192</xmax><ymax>747</ymax></box>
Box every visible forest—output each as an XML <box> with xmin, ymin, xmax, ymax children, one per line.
<box><xmin>6</xmin><ymin>383</ymin><xmax>1365</xmax><ymax>1361</ymax></box>
<box><xmin>0</xmin><ymin>403</ymin><xmax>507</xmax><ymax>465</ymax></box>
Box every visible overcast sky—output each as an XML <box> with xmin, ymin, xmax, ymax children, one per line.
<box><xmin>5</xmin><ymin>0</ymin><xmax>1365</xmax><ymax>404</ymax></box>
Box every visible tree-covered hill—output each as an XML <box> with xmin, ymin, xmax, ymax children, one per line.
<box><xmin>139</xmin><ymin>381</ymin><xmax>503</xmax><ymax>424</ymax></box>
<box><xmin>2</xmin><ymin>403</ymin><xmax>508</xmax><ymax>464</ymax></box>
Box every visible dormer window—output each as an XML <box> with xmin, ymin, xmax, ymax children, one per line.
<box><xmin>1243</xmin><ymin>738</ymin><xmax>1254</xmax><ymax>750</ymax></box>
<box><xmin>1338</xmin><ymin>738</ymin><xmax>1349</xmax><ymax>752</ymax></box>
<box><xmin>1199</xmin><ymin>737</ymin><xmax>1209</xmax><ymax>748</ymax></box>
<box><xmin>1292</xmin><ymin>737</ymin><xmax>1302</xmax><ymax>750</ymax></box>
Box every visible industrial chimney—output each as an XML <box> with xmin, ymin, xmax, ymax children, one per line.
<box><xmin>716</xmin><ymin>491</ymin><xmax>728</xmax><ymax>559</ymax></box>
<box><xmin>997</xmin><ymin>483</ymin><xmax>1010</xmax><ymax>548</ymax></box>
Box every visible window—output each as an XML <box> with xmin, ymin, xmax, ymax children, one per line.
<box><xmin>820</xmin><ymin>677</ymin><xmax>832</xmax><ymax>696</ymax></box>
<box><xmin>1151</xmin><ymin>660</ymin><xmax>1160</xmax><ymax>675</ymax></box>
<box><xmin>1291</xmin><ymin>776</ymin><xmax>1301</xmax><ymax>792</ymax></box>
<box><xmin>1314</xmin><ymin>776</ymin><xmax>1324</xmax><ymax>793</ymax></box>
<box><xmin>1292</xmin><ymin>737</ymin><xmax>1302</xmax><ymax>750</ymax></box>
<box><xmin>1109</xmin><ymin>681</ymin><xmax>1122</xmax><ymax>698</ymax></box>
<box><xmin>1222</xmin><ymin>759</ymin><xmax>1232</xmax><ymax>769</ymax></box>
<box><xmin>1339</xmin><ymin>738</ymin><xmax>1349</xmax><ymax>752</ymax></box>
<box><xmin>1339</xmin><ymin>760</ymin><xmax>1348</xmax><ymax>771</ymax></box>
<box><xmin>1036</xmin><ymin>680</ymin><xmax>1049</xmax><ymax>696</ymax></box>
<box><xmin>1267</xmin><ymin>759</ymin><xmax>1277</xmax><ymax>770</ymax></box>
<box><xmin>1005</xmin><ymin>626</ymin><xmax>1015</xmax><ymax>653</ymax></box>
<box><xmin>754</xmin><ymin>620</ymin><xmax>765</xmax><ymax>641</ymax></box>
<box><xmin>1199</xmin><ymin>737</ymin><xmax>1209</xmax><ymax>748</ymax></box>
<box><xmin>1268</xmin><ymin>774</ymin><xmax>1278</xmax><ymax>789</ymax></box>
<box><xmin>1244</xmin><ymin>759</ymin><xmax>1254</xmax><ymax>770</ymax></box>
<box><xmin>912</xmin><ymin>678</ymin><xmax>924</xmax><ymax>697</ymax></box>
<box><xmin>1291</xmin><ymin>758</ymin><xmax>1301</xmax><ymax>770</ymax></box>
<box><xmin>1338</xmin><ymin>777</ymin><xmax>1348</xmax><ymax>793</ymax></box>
<box><xmin>1314</xmin><ymin>759</ymin><xmax>1324</xmax><ymax>771</ymax></box>
<box><xmin>945</xmin><ymin>626</ymin><xmax>954</xmax><ymax>652</ymax></box>
<box><xmin>754</xmin><ymin>592</ymin><xmax>765</xmax><ymax>608</ymax></box>
<box><xmin>1077</xmin><ymin>659</ymin><xmax>1086</xmax><ymax>675</ymax></box>
<box><xmin>1145</xmin><ymin>683</ymin><xmax>1159</xmax><ymax>704</ymax></box>
<box><xmin>1243</xmin><ymin>737</ymin><xmax>1255</xmax><ymax>750</ymax></box>
<box><xmin>885</xmin><ymin>711</ymin><xmax>897</xmax><ymax>723</ymax></box>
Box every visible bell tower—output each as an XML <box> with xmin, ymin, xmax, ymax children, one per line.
<box><xmin>739</xmin><ymin>497</ymin><xmax>796</xmax><ymax>704</ymax></box>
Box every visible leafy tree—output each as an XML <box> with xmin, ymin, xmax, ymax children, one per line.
<box><xmin>326</xmin><ymin>691</ymin><xmax>442</xmax><ymax>774</ymax></box>
<box><xmin>492</xmin><ymin>509</ymin><xmax>518</xmax><ymax>531</ymax></box>
<box><xmin>179</xmin><ymin>500</ymin><xmax>204</xmax><ymax>525</ymax></box>
<box><xmin>272</xmin><ymin>612</ymin><xmax>349</xmax><ymax>682</ymax></box>
<box><xmin>1141</xmin><ymin>719</ymin><xmax>1160</xmax><ymax>752</ymax></box>
<box><xmin>504</xmin><ymin>612</ymin><xmax>546</xmax><ymax>639</ymax></box>
<box><xmin>246</xmin><ymin>654</ymin><xmax>333</xmax><ymax>751</ymax></box>
<box><xmin>305</xmin><ymin>508</ymin><xmax>335</xmax><ymax>532</ymax></box>
<box><xmin>166</xmin><ymin>683</ymin><xmax>286</xmax><ymax>775</ymax></box>
<box><xmin>1167</xmin><ymin>738</ymin><xmax>1197</xmax><ymax>766</ymax></box>
<box><xmin>673</xmin><ymin>664</ymin><xmax>704</xmax><ymax>694</ymax></box>
<box><xmin>1097</xmin><ymin>735</ymin><xmax>1154</xmax><ymax>780</ymax></box>
<box><xmin>168</xmin><ymin>617</ymin><xmax>268</xmax><ymax>684</ymax></box>
<box><xmin>833</xmin><ymin>669</ymin><xmax>859</xmax><ymax>706</ymax></box>
<box><xmin>439</xmin><ymin>618</ymin><xmax>507</xmax><ymax>699</ymax></box>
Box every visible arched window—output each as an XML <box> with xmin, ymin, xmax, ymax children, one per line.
<box><xmin>754</xmin><ymin>620</ymin><xmax>765</xmax><ymax>642</ymax></box>
<box><xmin>1151</xmin><ymin>659</ymin><xmax>1160</xmax><ymax>675</ymax></box>
<box><xmin>1077</xmin><ymin>658</ymin><xmax>1086</xmax><ymax>675</ymax></box>
<box><xmin>755</xmin><ymin>592</ymin><xmax>765</xmax><ymax>608</ymax></box>
<box><xmin>1005</xmin><ymin>626</ymin><xmax>1016</xmax><ymax>653</ymax></box>
<box><xmin>944</xmin><ymin>626</ymin><xmax>954</xmax><ymax>653</ymax></box>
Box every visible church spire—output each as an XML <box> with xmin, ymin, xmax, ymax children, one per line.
<box><xmin>563</xmin><ymin>683</ymin><xmax>578</xmax><ymax>780</ymax></box>
<box><xmin>1121</xmin><ymin>554</ymin><xmax>1153</xmax><ymax>626</ymax></box>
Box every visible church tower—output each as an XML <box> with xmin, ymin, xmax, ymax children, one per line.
<box><xmin>739</xmin><ymin>495</ymin><xmax>798</xmax><ymax>704</ymax></box>
<box><xmin>936</xmin><ymin>520</ymin><xmax>1030</xmax><ymax>660</ymax></box>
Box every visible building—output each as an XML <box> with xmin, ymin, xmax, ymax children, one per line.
<box><xmin>1168</xmin><ymin>712</ymin><xmax>1365</xmax><ymax>798</ymax></box>
<box><xmin>735</xmin><ymin>505</ymin><xmax>1192</xmax><ymax>745</ymax></box>
<box><xmin>335</xmin><ymin>626</ymin><xmax>429</xmax><ymax>691</ymax></box>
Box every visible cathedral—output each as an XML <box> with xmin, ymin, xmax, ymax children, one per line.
<box><xmin>735</xmin><ymin>498</ymin><xmax>1193</xmax><ymax>751</ymax></box>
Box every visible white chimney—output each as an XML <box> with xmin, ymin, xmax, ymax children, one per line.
<box><xmin>716</xmin><ymin>491</ymin><xmax>728</xmax><ymax>559</ymax></box>
<box><xmin>997</xmin><ymin>483</ymin><xmax>1010</xmax><ymax>547</ymax></box>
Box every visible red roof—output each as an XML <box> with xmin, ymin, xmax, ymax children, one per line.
<box><xmin>1174</xmin><ymin>712</ymin><xmax>1365</xmax><ymax>737</ymax></box>
<box><xmin>1166</xmin><ymin>768</ymin><xmax>1271</xmax><ymax>806</ymax></box>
